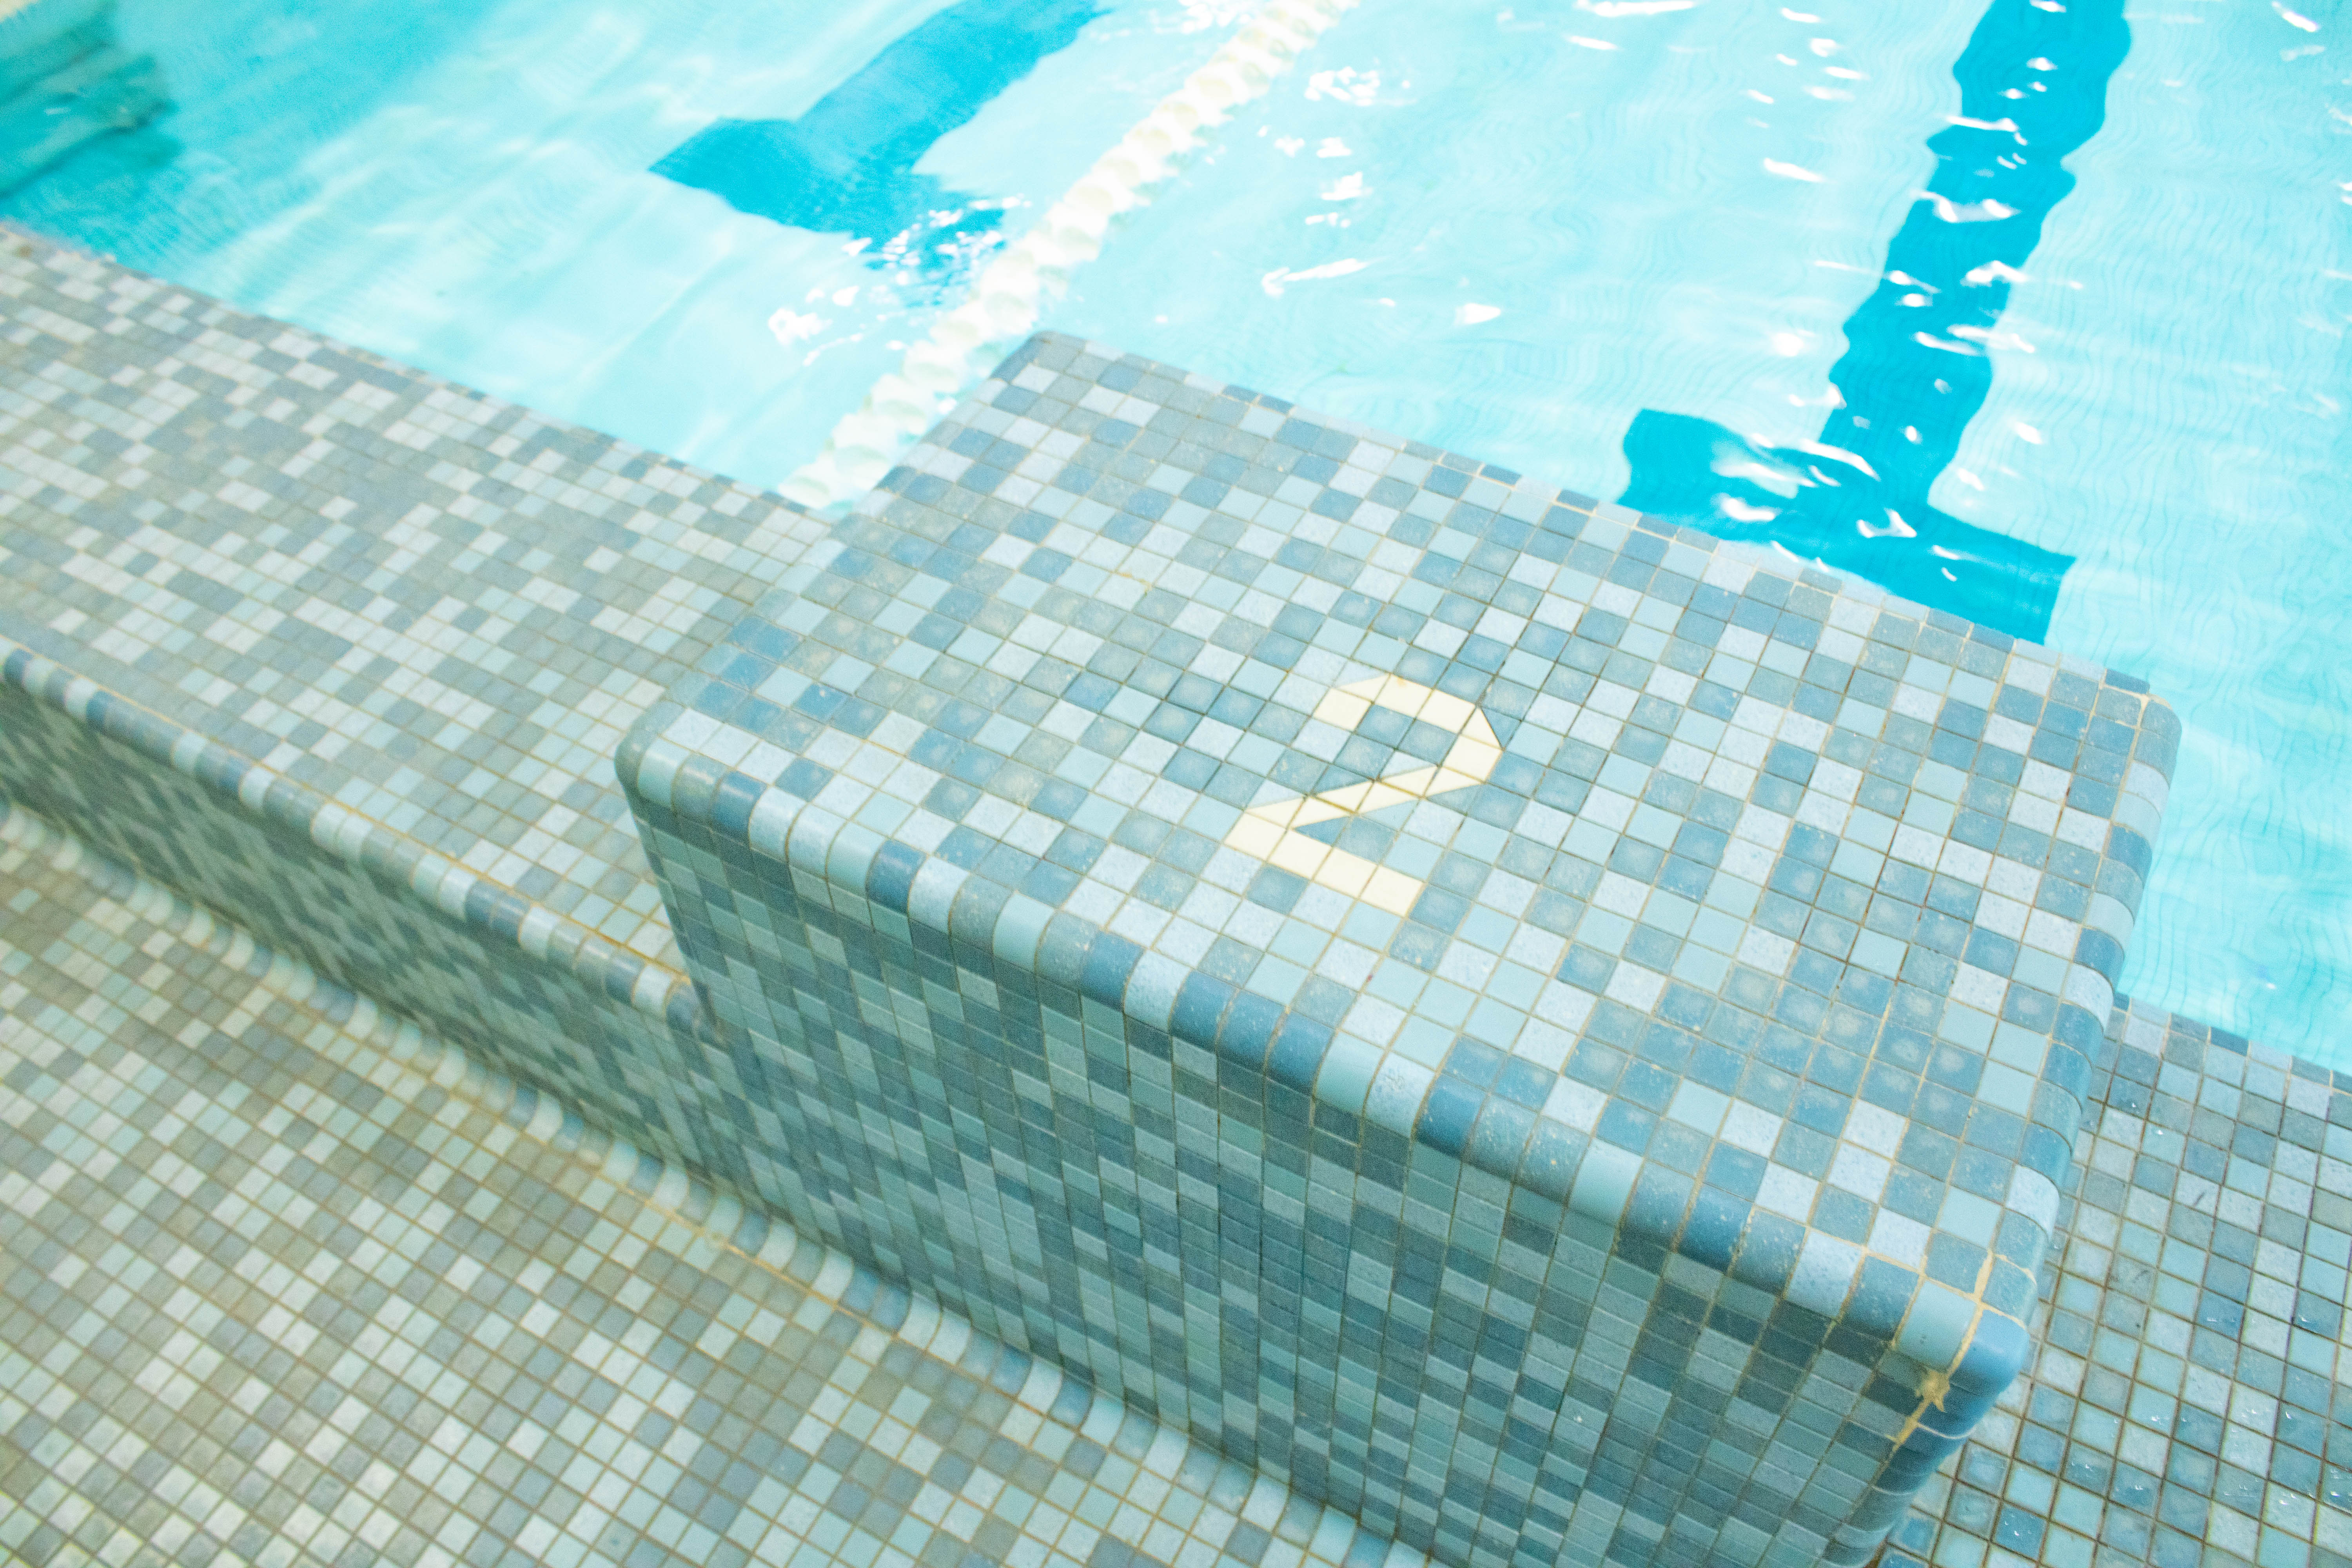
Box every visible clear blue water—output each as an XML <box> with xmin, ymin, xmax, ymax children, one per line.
<box><xmin>4</xmin><ymin>0</ymin><xmax>1238</xmax><ymax>487</ymax></box>
<box><xmin>9</xmin><ymin>0</ymin><xmax>2349</xmax><ymax>1065</ymax></box>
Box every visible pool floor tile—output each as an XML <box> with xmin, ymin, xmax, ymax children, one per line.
<box><xmin>0</xmin><ymin>805</ymin><xmax>1412</xmax><ymax>1568</ymax></box>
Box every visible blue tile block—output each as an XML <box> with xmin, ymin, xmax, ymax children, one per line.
<box><xmin>623</xmin><ymin>333</ymin><xmax>2181</xmax><ymax>1568</ymax></box>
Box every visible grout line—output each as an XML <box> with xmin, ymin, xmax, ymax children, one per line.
<box><xmin>780</xmin><ymin>0</ymin><xmax>1361</xmax><ymax>510</ymax></box>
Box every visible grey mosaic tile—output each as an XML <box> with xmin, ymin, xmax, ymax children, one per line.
<box><xmin>6</xmin><ymin>225</ymin><xmax>2323</xmax><ymax>1568</ymax></box>
<box><xmin>0</xmin><ymin>223</ymin><xmax>831</xmax><ymax>975</ymax></box>
<box><xmin>0</xmin><ymin>802</ymin><xmax>1416</xmax><ymax>1568</ymax></box>
<box><xmin>1887</xmin><ymin>1002</ymin><xmax>2352</xmax><ymax>1568</ymax></box>
<box><xmin>621</xmin><ymin>333</ymin><xmax>2182</xmax><ymax>1568</ymax></box>
<box><xmin>0</xmin><ymin>228</ymin><xmax>846</xmax><ymax>1205</ymax></box>
<box><xmin>1</xmin><ymin>781</ymin><xmax>2342</xmax><ymax>1568</ymax></box>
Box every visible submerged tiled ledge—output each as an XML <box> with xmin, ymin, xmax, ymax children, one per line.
<box><xmin>0</xmin><ymin>227</ymin><xmax>836</xmax><ymax>1174</ymax></box>
<box><xmin>0</xmin><ymin>0</ymin><xmax>167</xmax><ymax>197</ymax></box>
<box><xmin>622</xmin><ymin>333</ymin><xmax>2180</xmax><ymax>1568</ymax></box>
<box><xmin>1891</xmin><ymin>1005</ymin><xmax>2352</xmax><ymax>1568</ymax></box>
<box><xmin>0</xmin><ymin>225</ymin><xmax>831</xmax><ymax>972</ymax></box>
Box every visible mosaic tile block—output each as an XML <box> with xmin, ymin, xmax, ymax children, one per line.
<box><xmin>0</xmin><ymin>652</ymin><xmax>727</xmax><ymax>1182</ymax></box>
<box><xmin>16</xmin><ymin>225</ymin><xmax>2298</xmax><ymax>1568</ymax></box>
<box><xmin>0</xmin><ymin>229</ymin><xmax>839</xmax><ymax>1199</ymax></box>
<box><xmin>624</xmin><ymin>333</ymin><xmax>2181</xmax><ymax>1568</ymax></box>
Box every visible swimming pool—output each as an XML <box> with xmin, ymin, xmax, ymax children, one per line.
<box><xmin>7</xmin><ymin>0</ymin><xmax>2347</xmax><ymax>1065</ymax></box>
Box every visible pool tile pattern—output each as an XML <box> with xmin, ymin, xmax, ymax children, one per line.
<box><xmin>0</xmin><ymin>637</ymin><xmax>751</xmax><ymax>1210</ymax></box>
<box><xmin>0</xmin><ymin>224</ymin><xmax>829</xmax><ymax>972</ymax></box>
<box><xmin>622</xmin><ymin>334</ymin><xmax>2179</xmax><ymax>1568</ymax></box>
<box><xmin>2</xmin><ymin>808</ymin><xmax>2344</xmax><ymax>1568</ymax></box>
<box><xmin>6</xmin><ymin>229</ymin><xmax>2337</xmax><ymax>1568</ymax></box>
<box><xmin>0</xmin><ymin>228</ymin><xmax>833</xmax><ymax>1187</ymax></box>
<box><xmin>1888</xmin><ymin>1006</ymin><xmax>2352</xmax><ymax>1568</ymax></box>
<box><xmin>0</xmin><ymin>806</ymin><xmax>1417</xmax><ymax>1568</ymax></box>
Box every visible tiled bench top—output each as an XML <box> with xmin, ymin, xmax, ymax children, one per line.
<box><xmin>0</xmin><ymin>226</ymin><xmax>830</xmax><ymax>972</ymax></box>
<box><xmin>622</xmin><ymin>333</ymin><xmax>2180</xmax><ymax>1568</ymax></box>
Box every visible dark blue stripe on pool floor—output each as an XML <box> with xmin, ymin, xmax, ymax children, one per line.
<box><xmin>1620</xmin><ymin>0</ymin><xmax>2132</xmax><ymax>641</ymax></box>
<box><xmin>652</xmin><ymin>0</ymin><xmax>1102</xmax><ymax>279</ymax></box>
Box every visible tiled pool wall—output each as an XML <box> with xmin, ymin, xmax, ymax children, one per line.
<box><xmin>0</xmin><ymin>657</ymin><xmax>729</xmax><ymax>1172</ymax></box>
<box><xmin>0</xmin><ymin>224</ymin><xmax>846</xmax><ymax>1179</ymax></box>
<box><xmin>0</xmin><ymin>229</ymin><xmax>2347</xmax><ymax>1568</ymax></box>
<box><xmin>0</xmin><ymin>803</ymin><xmax>2345</xmax><ymax>1568</ymax></box>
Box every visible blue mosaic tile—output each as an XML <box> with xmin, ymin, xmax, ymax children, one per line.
<box><xmin>0</xmin><ymin>806</ymin><xmax>1417</xmax><ymax>1568</ymax></box>
<box><xmin>0</xmin><ymin>224</ymin><xmax>833</xmax><ymax>971</ymax></box>
<box><xmin>4</xmin><ymin>798</ymin><xmax>2341</xmax><ymax>1568</ymax></box>
<box><xmin>0</xmin><ymin>228</ymin><xmax>826</xmax><ymax>1193</ymax></box>
<box><xmin>1888</xmin><ymin>1001</ymin><xmax>2352</xmax><ymax>1568</ymax></box>
<box><xmin>623</xmin><ymin>333</ymin><xmax>2181</xmax><ymax>1568</ymax></box>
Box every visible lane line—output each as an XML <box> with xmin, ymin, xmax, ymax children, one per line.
<box><xmin>1617</xmin><ymin>0</ymin><xmax>2131</xmax><ymax>641</ymax></box>
<box><xmin>780</xmin><ymin>0</ymin><xmax>1359</xmax><ymax>509</ymax></box>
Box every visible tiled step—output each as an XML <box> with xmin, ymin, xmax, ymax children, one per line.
<box><xmin>0</xmin><ymin>804</ymin><xmax>1421</xmax><ymax>1568</ymax></box>
<box><xmin>2</xmin><ymin>806</ymin><xmax>2341</xmax><ymax>1568</ymax></box>
<box><xmin>0</xmin><ymin>227</ymin><xmax>822</xmax><ymax>976</ymax></box>
<box><xmin>625</xmin><ymin>332</ymin><xmax>2182</xmax><ymax>1568</ymax></box>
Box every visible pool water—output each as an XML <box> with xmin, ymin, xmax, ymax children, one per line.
<box><xmin>3</xmin><ymin>0</ymin><xmax>1242</xmax><ymax>489</ymax></box>
<box><xmin>8</xmin><ymin>0</ymin><xmax>2349</xmax><ymax>1065</ymax></box>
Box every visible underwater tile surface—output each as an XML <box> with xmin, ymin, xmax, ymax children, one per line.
<box><xmin>1</xmin><ymin>810</ymin><xmax>2344</xmax><ymax>1568</ymax></box>
<box><xmin>1888</xmin><ymin>1006</ymin><xmax>2352</xmax><ymax>1568</ymax></box>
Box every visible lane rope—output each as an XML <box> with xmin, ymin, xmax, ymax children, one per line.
<box><xmin>780</xmin><ymin>0</ymin><xmax>1359</xmax><ymax>510</ymax></box>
